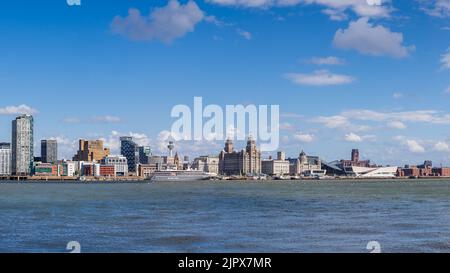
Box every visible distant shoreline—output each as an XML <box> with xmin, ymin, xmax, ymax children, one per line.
<box><xmin>1</xmin><ymin>176</ymin><xmax>450</xmax><ymax>184</ymax></box>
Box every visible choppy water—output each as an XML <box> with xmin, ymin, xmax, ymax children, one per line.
<box><xmin>1</xmin><ymin>179</ymin><xmax>450</xmax><ymax>253</ymax></box>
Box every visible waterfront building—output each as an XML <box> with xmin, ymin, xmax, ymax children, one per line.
<box><xmin>218</xmin><ymin>137</ymin><xmax>261</xmax><ymax>175</ymax></box>
<box><xmin>41</xmin><ymin>139</ymin><xmax>58</xmax><ymax>163</ymax></box>
<box><xmin>102</xmin><ymin>155</ymin><xmax>128</xmax><ymax>176</ymax></box>
<box><xmin>34</xmin><ymin>163</ymin><xmax>59</xmax><ymax>176</ymax></box>
<box><xmin>432</xmin><ymin>167</ymin><xmax>450</xmax><ymax>177</ymax></box>
<box><xmin>120</xmin><ymin>137</ymin><xmax>139</xmax><ymax>173</ymax></box>
<box><xmin>348</xmin><ymin>166</ymin><xmax>398</xmax><ymax>178</ymax></box>
<box><xmin>321</xmin><ymin>160</ymin><xmax>347</xmax><ymax>176</ymax></box>
<box><xmin>12</xmin><ymin>114</ymin><xmax>34</xmax><ymax>175</ymax></box>
<box><xmin>340</xmin><ymin>149</ymin><xmax>371</xmax><ymax>168</ymax></box>
<box><xmin>0</xmin><ymin>143</ymin><xmax>11</xmax><ymax>175</ymax></box>
<box><xmin>138</xmin><ymin>146</ymin><xmax>152</xmax><ymax>164</ymax></box>
<box><xmin>397</xmin><ymin>161</ymin><xmax>436</xmax><ymax>177</ymax></box>
<box><xmin>261</xmin><ymin>152</ymin><xmax>290</xmax><ymax>176</ymax></box>
<box><xmin>99</xmin><ymin>165</ymin><xmax>116</xmax><ymax>177</ymax></box>
<box><xmin>192</xmin><ymin>156</ymin><xmax>220</xmax><ymax>174</ymax></box>
<box><xmin>60</xmin><ymin>161</ymin><xmax>77</xmax><ymax>177</ymax></box>
<box><xmin>81</xmin><ymin>163</ymin><xmax>100</xmax><ymax>177</ymax></box>
<box><xmin>73</xmin><ymin>140</ymin><xmax>110</xmax><ymax>162</ymax></box>
<box><xmin>289</xmin><ymin>150</ymin><xmax>322</xmax><ymax>175</ymax></box>
<box><xmin>138</xmin><ymin>164</ymin><xmax>160</xmax><ymax>178</ymax></box>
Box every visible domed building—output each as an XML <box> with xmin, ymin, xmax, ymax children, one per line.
<box><xmin>289</xmin><ymin>150</ymin><xmax>322</xmax><ymax>175</ymax></box>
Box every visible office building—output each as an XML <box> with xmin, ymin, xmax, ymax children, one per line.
<box><xmin>34</xmin><ymin>163</ymin><xmax>59</xmax><ymax>176</ymax></box>
<box><xmin>138</xmin><ymin>146</ymin><xmax>152</xmax><ymax>164</ymax></box>
<box><xmin>262</xmin><ymin>151</ymin><xmax>290</xmax><ymax>176</ymax></box>
<box><xmin>289</xmin><ymin>150</ymin><xmax>322</xmax><ymax>175</ymax></box>
<box><xmin>102</xmin><ymin>155</ymin><xmax>128</xmax><ymax>176</ymax></box>
<box><xmin>41</xmin><ymin>139</ymin><xmax>58</xmax><ymax>163</ymax></box>
<box><xmin>0</xmin><ymin>143</ymin><xmax>11</xmax><ymax>175</ymax></box>
<box><xmin>219</xmin><ymin>137</ymin><xmax>261</xmax><ymax>175</ymax></box>
<box><xmin>120</xmin><ymin>137</ymin><xmax>139</xmax><ymax>173</ymax></box>
<box><xmin>73</xmin><ymin>139</ymin><xmax>110</xmax><ymax>162</ymax></box>
<box><xmin>192</xmin><ymin>156</ymin><xmax>220</xmax><ymax>174</ymax></box>
<box><xmin>12</xmin><ymin>115</ymin><xmax>34</xmax><ymax>175</ymax></box>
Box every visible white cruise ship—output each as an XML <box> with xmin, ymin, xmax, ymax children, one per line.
<box><xmin>148</xmin><ymin>170</ymin><xmax>215</xmax><ymax>182</ymax></box>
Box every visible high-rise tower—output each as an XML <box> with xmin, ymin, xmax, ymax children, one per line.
<box><xmin>12</xmin><ymin>115</ymin><xmax>34</xmax><ymax>175</ymax></box>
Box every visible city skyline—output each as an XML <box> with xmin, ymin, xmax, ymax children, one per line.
<box><xmin>0</xmin><ymin>0</ymin><xmax>449</xmax><ymax>166</ymax></box>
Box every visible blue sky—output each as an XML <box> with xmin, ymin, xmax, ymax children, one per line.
<box><xmin>0</xmin><ymin>0</ymin><xmax>449</xmax><ymax>166</ymax></box>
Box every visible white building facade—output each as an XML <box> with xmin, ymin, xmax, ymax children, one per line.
<box><xmin>103</xmin><ymin>155</ymin><xmax>128</xmax><ymax>176</ymax></box>
<box><xmin>0</xmin><ymin>143</ymin><xmax>11</xmax><ymax>175</ymax></box>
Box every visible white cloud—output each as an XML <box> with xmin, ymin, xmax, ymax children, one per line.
<box><xmin>280</xmin><ymin>122</ymin><xmax>295</xmax><ymax>131</ymax></box>
<box><xmin>405</xmin><ymin>139</ymin><xmax>426</xmax><ymax>153</ymax></box>
<box><xmin>311</xmin><ymin>115</ymin><xmax>350</xmax><ymax>128</ymax></box>
<box><xmin>440</xmin><ymin>47</ymin><xmax>450</xmax><ymax>70</ymax></box>
<box><xmin>47</xmin><ymin>135</ymin><xmax>78</xmax><ymax>160</ymax></box>
<box><xmin>90</xmin><ymin>115</ymin><xmax>122</xmax><ymax>123</ymax></box>
<box><xmin>155</xmin><ymin>130</ymin><xmax>221</xmax><ymax>156</ymax></box>
<box><xmin>333</xmin><ymin>17</ymin><xmax>414</xmax><ymax>58</ymax></box>
<box><xmin>63</xmin><ymin>117</ymin><xmax>81</xmax><ymax>124</ymax></box>
<box><xmin>129</xmin><ymin>132</ymin><xmax>151</xmax><ymax>147</ymax></box>
<box><xmin>344</xmin><ymin>132</ymin><xmax>362</xmax><ymax>142</ymax></box>
<box><xmin>207</xmin><ymin>0</ymin><xmax>392</xmax><ymax>19</ymax></box>
<box><xmin>111</xmin><ymin>0</ymin><xmax>205</xmax><ymax>43</ymax></box>
<box><xmin>99</xmin><ymin>130</ymin><xmax>151</xmax><ymax>155</ymax></box>
<box><xmin>434</xmin><ymin>141</ymin><xmax>450</xmax><ymax>152</ymax></box>
<box><xmin>387</xmin><ymin>121</ymin><xmax>407</xmax><ymax>130</ymax></box>
<box><xmin>236</xmin><ymin>28</ymin><xmax>252</xmax><ymax>40</ymax></box>
<box><xmin>341</xmin><ymin>109</ymin><xmax>450</xmax><ymax>124</ymax></box>
<box><xmin>445</xmin><ymin>86</ymin><xmax>450</xmax><ymax>94</ymax></box>
<box><xmin>393</xmin><ymin>92</ymin><xmax>404</xmax><ymax>99</ymax></box>
<box><xmin>418</xmin><ymin>0</ymin><xmax>450</xmax><ymax>18</ymax></box>
<box><xmin>309</xmin><ymin>56</ymin><xmax>345</xmax><ymax>65</ymax></box>
<box><xmin>284</xmin><ymin>70</ymin><xmax>354</xmax><ymax>86</ymax></box>
<box><xmin>294</xmin><ymin>133</ymin><xmax>315</xmax><ymax>142</ymax></box>
<box><xmin>0</xmin><ymin>104</ymin><xmax>38</xmax><ymax>115</ymax></box>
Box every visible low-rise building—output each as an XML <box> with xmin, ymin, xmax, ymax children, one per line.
<box><xmin>99</xmin><ymin>165</ymin><xmax>116</xmax><ymax>177</ymax></box>
<box><xmin>192</xmin><ymin>156</ymin><xmax>220</xmax><ymax>174</ymax></box>
<box><xmin>432</xmin><ymin>167</ymin><xmax>450</xmax><ymax>177</ymax></box>
<box><xmin>261</xmin><ymin>151</ymin><xmax>290</xmax><ymax>176</ymax></box>
<box><xmin>289</xmin><ymin>150</ymin><xmax>322</xmax><ymax>175</ymax></box>
<box><xmin>34</xmin><ymin>163</ymin><xmax>59</xmax><ymax>176</ymax></box>
<box><xmin>102</xmin><ymin>155</ymin><xmax>128</xmax><ymax>176</ymax></box>
<box><xmin>138</xmin><ymin>164</ymin><xmax>160</xmax><ymax>178</ymax></box>
<box><xmin>80</xmin><ymin>162</ymin><xmax>100</xmax><ymax>177</ymax></box>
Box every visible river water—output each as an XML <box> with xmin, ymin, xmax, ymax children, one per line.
<box><xmin>1</xmin><ymin>179</ymin><xmax>450</xmax><ymax>253</ymax></box>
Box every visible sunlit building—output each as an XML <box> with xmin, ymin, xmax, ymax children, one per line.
<box><xmin>73</xmin><ymin>139</ymin><xmax>110</xmax><ymax>162</ymax></box>
<box><xmin>12</xmin><ymin>115</ymin><xmax>34</xmax><ymax>175</ymax></box>
<box><xmin>219</xmin><ymin>137</ymin><xmax>261</xmax><ymax>175</ymax></box>
<box><xmin>0</xmin><ymin>143</ymin><xmax>11</xmax><ymax>175</ymax></box>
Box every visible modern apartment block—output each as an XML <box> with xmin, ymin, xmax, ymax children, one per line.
<box><xmin>12</xmin><ymin>114</ymin><xmax>34</xmax><ymax>175</ymax></box>
<box><xmin>73</xmin><ymin>139</ymin><xmax>110</xmax><ymax>162</ymax></box>
<box><xmin>41</xmin><ymin>139</ymin><xmax>58</xmax><ymax>163</ymax></box>
<box><xmin>0</xmin><ymin>142</ymin><xmax>11</xmax><ymax>175</ymax></box>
